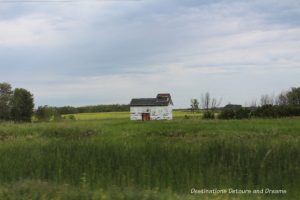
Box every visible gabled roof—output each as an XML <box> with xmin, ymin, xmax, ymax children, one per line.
<box><xmin>156</xmin><ymin>93</ymin><xmax>173</xmax><ymax>105</ymax></box>
<box><xmin>130</xmin><ymin>93</ymin><xmax>173</xmax><ymax>106</ymax></box>
<box><xmin>223</xmin><ymin>104</ymin><xmax>242</xmax><ymax>110</ymax></box>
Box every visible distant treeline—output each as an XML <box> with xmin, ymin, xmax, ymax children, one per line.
<box><xmin>218</xmin><ymin>87</ymin><xmax>300</xmax><ymax>119</ymax></box>
<box><xmin>34</xmin><ymin>104</ymin><xmax>130</xmax><ymax>121</ymax></box>
<box><xmin>189</xmin><ymin>87</ymin><xmax>300</xmax><ymax>119</ymax></box>
<box><xmin>219</xmin><ymin>104</ymin><xmax>300</xmax><ymax>119</ymax></box>
<box><xmin>54</xmin><ymin>104</ymin><xmax>130</xmax><ymax>115</ymax></box>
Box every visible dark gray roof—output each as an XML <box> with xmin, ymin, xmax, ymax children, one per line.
<box><xmin>223</xmin><ymin>104</ymin><xmax>242</xmax><ymax>110</ymax></box>
<box><xmin>130</xmin><ymin>93</ymin><xmax>173</xmax><ymax>106</ymax></box>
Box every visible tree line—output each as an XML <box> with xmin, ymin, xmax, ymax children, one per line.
<box><xmin>0</xmin><ymin>82</ymin><xmax>34</xmax><ymax>122</ymax></box>
<box><xmin>0</xmin><ymin>82</ymin><xmax>130</xmax><ymax>122</ymax></box>
<box><xmin>55</xmin><ymin>104</ymin><xmax>130</xmax><ymax>114</ymax></box>
<box><xmin>190</xmin><ymin>87</ymin><xmax>300</xmax><ymax>119</ymax></box>
<box><xmin>2</xmin><ymin>81</ymin><xmax>299</xmax><ymax>122</ymax></box>
<box><xmin>35</xmin><ymin>104</ymin><xmax>130</xmax><ymax>122</ymax></box>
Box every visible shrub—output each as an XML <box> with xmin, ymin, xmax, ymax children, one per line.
<box><xmin>252</xmin><ymin>105</ymin><xmax>300</xmax><ymax>118</ymax></box>
<box><xmin>235</xmin><ymin>108</ymin><xmax>251</xmax><ymax>119</ymax></box>
<box><xmin>202</xmin><ymin>111</ymin><xmax>214</xmax><ymax>119</ymax></box>
<box><xmin>35</xmin><ymin>106</ymin><xmax>54</xmax><ymax>122</ymax></box>
<box><xmin>219</xmin><ymin>107</ymin><xmax>251</xmax><ymax>119</ymax></box>
<box><xmin>219</xmin><ymin>109</ymin><xmax>235</xmax><ymax>119</ymax></box>
<box><xmin>68</xmin><ymin>115</ymin><xmax>76</xmax><ymax>120</ymax></box>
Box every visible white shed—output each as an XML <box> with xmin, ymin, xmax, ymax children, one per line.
<box><xmin>130</xmin><ymin>93</ymin><xmax>173</xmax><ymax>121</ymax></box>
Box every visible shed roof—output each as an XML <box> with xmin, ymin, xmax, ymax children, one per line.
<box><xmin>130</xmin><ymin>93</ymin><xmax>173</xmax><ymax>106</ymax></box>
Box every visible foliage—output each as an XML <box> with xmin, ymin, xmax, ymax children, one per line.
<box><xmin>201</xmin><ymin>92</ymin><xmax>221</xmax><ymax>120</ymax></box>
<box><xmin>10</xmin><ymin>88</ymin><xmax>34</xmax><ymax>122</ymax></box>
<box><xmin>220</xmin><ymin>104</ymin><xmax>300</xmax><ymax>119</ymax></box>
<box><xmin>56</xmin><ymin>104</ymin><xmax>130</xmax><ymax>115</ymax></box>
<box><xmin>208</xmin><ymin>87</ymin><xmax>300</xmax><ymax>120</ymax></box>
<box><xmin>190</xmin><ymin>98</ymin><xmax>199</xmax><ymax>113</ymax></box>
<box><xmin>0</xmin><ymin>82</ymin><xmax>12</xmax><ymax>120</ymax></box>
<box><xmin>35</xmin><ymin>105</ymin><xmax>62</xmax><ymax>122</ymax></box>
<box><xmin>202</xmin><ymin>111</ymin><xmax>215</xmax><ymax>119</ymax></box>
<box><xmin>219</xmin><ymin>105</ymin><xmax>251</xmax><ymax>119</ymax></box>
<box><xmin>276</xmin><ymin>92</ymin><xmax>288</xmax><ymax>105</ymax></box>
<box><xmin>253</xmin><ymin>105</ymin><xmax>300</xmax><ymax>118</ymax></box>
<box><xmin>68</xmin><ymin>115</ymin><xmax>76</xmax><ymax>120</ymax></box>
<box><xmin>253</xmin><ymin>105</ymin><xmax>276</xmax><ymax>118</ymax></box>
<box><xmin>0</xmin><ymin>83</ymin><xmax>34</xmax><ymax>122</ymax></box>
<box><xmin>260</xmin><ymin>94</ymin><xmax>275</xmax><ymax>106</ymax></box>
<box><xmin>235</xmin><ymin>108</ymin><xmax>252</xmax><ymax>119</ymax></box>
<box><xmin>35</xmin><ymin>106</ymin><xmax>54</xmax><ymax>122</ymax></box>
<box><xmin>219</xmin><ymin>108</ymin><xmax>235</xmax><ymax>119</ymax></box>
<box><xmin>286</xmin><ymin>87</ymin><xmax>300</xmax><ymax>105</ymax></box>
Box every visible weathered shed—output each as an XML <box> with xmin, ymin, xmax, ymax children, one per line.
<box><xmin>130</xmin><ymin>93</ymin><xmax>173</xmax><ymax>120</ymax></box>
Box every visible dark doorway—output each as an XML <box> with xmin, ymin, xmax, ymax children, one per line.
<box><xmin>142</xmin><ymin>113</ymin><xmax>150</xmax><ymax>121</ymax></box>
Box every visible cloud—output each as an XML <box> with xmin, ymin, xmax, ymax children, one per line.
<box><xmin>0</xmin><ymin>14</ymin><xmax>67</xmax><ymax>46</ymax></box>
<box><xmin>0</xmin><ymin>0</ymin><xmax>299</xmax><ymax>107</ymax></box>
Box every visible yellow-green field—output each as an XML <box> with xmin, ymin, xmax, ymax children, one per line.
<box><xmin>64</xmin><ymin>111</ymin><xmax>202</xmax><ymax>120</ymax></box>
<box><xmin>65</xmin><ymin>111</ymin><xmax>129</xmax><ymax>120</ymax></box>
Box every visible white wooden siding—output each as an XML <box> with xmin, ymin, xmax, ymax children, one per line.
<box><xmin>130</xmin><ymin>105</ymin><xmax>172</xmax><ymax>120</ymax></box>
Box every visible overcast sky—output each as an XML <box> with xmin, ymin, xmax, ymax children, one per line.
<box><xmin>0</xmin><ymin>0</ymin><xmax>299</xmax><ymax>108</ymax></box>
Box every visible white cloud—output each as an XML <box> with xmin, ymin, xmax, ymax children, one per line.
<box><xmin>24</xmin><ymin>59</ymin><xmax>299</xmax><ymax>108</ymax></box>
<box><xmin>0</xmin><ymin>15</ymin><xmax>63</xmax><ymax>46</ymax></box>
<box><xmin>1</xmin><ymin>0</ymin><xmax>300</xmax><ymax>107</ymax></box>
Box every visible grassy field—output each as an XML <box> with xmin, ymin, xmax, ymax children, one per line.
<box><xmin>0</xmin><ymin>112</ymin><xmax>299</xmax><ymax>199</ymax></box>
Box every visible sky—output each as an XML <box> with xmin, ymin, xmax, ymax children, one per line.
<box><xmin>0</xmin><ymin>0</ymin><xmax>299</xmax><ymax>108</ymax></box>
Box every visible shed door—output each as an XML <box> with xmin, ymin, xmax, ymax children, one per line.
<box><xmin>142</xmin><ymin>113</ymin><xmax>150</xmax><ymax>121</ymax></box>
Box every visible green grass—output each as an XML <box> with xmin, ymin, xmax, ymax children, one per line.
<box><xmin>0</xmin><ymin>113</ymin><xmax>299</xmax><ymax>199</ymax></box>
<box><xmin>0</xmin><ymin>180</ymin><xmax>289</xmax><ymax>200</ymax></box>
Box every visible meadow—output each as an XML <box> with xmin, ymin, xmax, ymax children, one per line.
<box><xmin>0</xmin><ymin>111</ymin><xmax>299</xmax><ymax>200</ymax></box>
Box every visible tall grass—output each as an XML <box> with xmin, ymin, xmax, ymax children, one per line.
<box><xmin>0</xmin><ymin>117</ymin><xmax>299</xmax><ymax>199</ymax></box>
<box><xmin>0</xmin><ymin>180</ymin><xmax>291</xmax><ymax>200</ymax></box>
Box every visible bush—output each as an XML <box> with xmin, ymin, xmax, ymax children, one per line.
<box><xmin>218</xmin><ymin>109</ymin><xmax>235</xmax><ymax>119</ymax></box>
<box><xmin>235</xmin><ymin>108</ymin><xmax>251</xmax><ymax>119</ymax></box>
<box><xmin>253</xmin><ymin>105</ymin><xmax>276</xmax><ymax>118</ymax></box>
<box><xmin>68</xmin><ymin>115</ymin><xmax>76</xmax><ymax>120</ymax></box>
<box><xmin>252</xmin><ymin>105</ymin><xmax>300</xmax><ymax>118</ymax></box>
<box><xmin>202</xmin><ymin>111</ymin><xmax>214</xmax><ymax>119</ymax></box>
<box><xmin>35</xmin><ymin>106</ymin><xmax>54</xmax><ymax>122</ymax></box>
<box><xmin>219</xmin><ymin>108</ymin><xmax>251</xmax><ymax>119</ymax></box>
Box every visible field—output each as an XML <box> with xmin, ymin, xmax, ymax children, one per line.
<box><xmin>63</xmin><ymin>111</ymin><xmax>202</xmax><ymax>120</ymax></box>
<box><xmin>0</xmin><ymin>111</ymin><xmax>299</xmax><ymax>200</ymax></box>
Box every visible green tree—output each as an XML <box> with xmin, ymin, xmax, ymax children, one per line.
<box><xmin>0</xmin><ymin>82</ymin><xmax>13</xmax><ymax>120</ymax></box>
<box><xmin>201</xmin><ymin>92</ymin><xmax>221</xmax><ymax>119</ymax></box>
<box><xmin>190</xmin><ymin>98</ymin><xmax>199</xmax><ymax>113</ymax></box>
<box><xmin>11</xmin><ymin>88</ymin><xmax>34</xmax><ymax>122</ymax></box>
<box><xmin>276</xmin><ymin>92</ymin><xmax>288</xmax><ymax>105</ymax></box>
<box><xmin>35</xmin><ymin>105</ymin><xmax>53</xmax><ymax>122</ymax></box>
<box><xmin>287</xmin><ymin>87</ymin><xmax>300</xmax><ymax>105</ymax></box>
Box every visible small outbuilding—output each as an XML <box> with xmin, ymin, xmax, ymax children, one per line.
<box><xmin>130</xmin><ymin>93</ymin><xmax>173</xmax><ymax>121</ymax></box>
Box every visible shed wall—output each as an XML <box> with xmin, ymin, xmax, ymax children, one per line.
<box><xmin>130</xmin><ymin>105</ymin><xmax>172</xmax><ymax>120</ymax></box>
